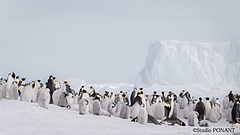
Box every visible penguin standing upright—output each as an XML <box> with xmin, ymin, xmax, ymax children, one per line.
<box><xmin>46</xmin><ymin>75</ymin><xmax>55</xmax><ymax>104</ymax></box>
<box><xmin>204</xmin><ymin>97</ymin><xmax>212</xmax><ymax>120</ymax></box>
<box><xmin>18</xmin><ymin>78</ymin><xmax>26</xmax><ymax>95</ymax></box>
<box><xmin>53</xmin><ymin>77</ymin><xmax>61</xmax><ymax>90</ymax></box>
<box><xmin>6</xmin><ymin>72</ymin><xmax>16</xmax><ymax>98</ymax></box>
<box><xmin>223</xmin><ymin>95</ymin><xmax>230</xmax><ymax>109</ymax></box>
<box><xmin>231</xmin><ymin>96</ymin><xmax>240</xmax><ymax>124</ymax></box>
<box><xmin>38</xmin><ymin>88</ymin><xmax>50</xmax><ymax>109</ymax></box>
<box><xmin>130</xmin><ymin>87</ymin><xmax>138</xmax><ymax>106</ymax></box>
<box><xmin>195</xmin><ymin>97</ymin><xmax>205</xmax><ymax>121</ymax></box>
<box><xmin>9</xmin><ymin>81</ymin><xmax>19</xmax><ymax>100</ymax></box>
<box><xmin>138</xmin><ymin>104</ymin><xmax>148</xmax><ymax>125</ymax></box>
<box><xmin>228</xmin><ymin>91</ymin><xmax>235</xmax><ymax>103</ymax></box>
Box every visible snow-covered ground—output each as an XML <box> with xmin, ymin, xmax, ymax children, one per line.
<box><xmin>0</xmin><ymin>98</ymin><xmax>238</xmax><ymax>135</ymax></box>
<box><xmin>0</xmin><ymin>85</ymin><xmax>240</xmax><ymax>135</ymax></box>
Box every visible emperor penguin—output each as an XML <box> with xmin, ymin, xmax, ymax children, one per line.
<box><xmin>208</xmin><ymin>104</ymin><xmax>218</xmax><ymax>123</ymax></box>
<box><xmin>130</xmin><ymin>87</ymin><xmax>138</xmax><ymax>106</ymax></box>
<box><xmin>138</xmin><ymin>104</ymin><xmax>148</xmax><ymax>125</ymax></box>
<box><xmin>101</xmin><ymin>94</ymin><xmax>111</xmax><ymax>111</ymax></box>
<box><xmin>58</xmin><ymin>92</ymin><xmax>69</xmax><ymax>107</ymax></box>
<box><xmin>92</xmin><ymin>96</ymin><xmax>111</xmax><ymax>116</ymax></box>
<box><xmin>46</xmin><ymin>75</ymin><xmax>55</xmax><ymax>104</ymax></box>
<box><xmin>18</xmin><ymin>78</ymin><xmax>26</xmax><ymax>95</ymax></box>
<box><xmin>89</xmin><ymin>86</ymin><xmax>96</xmax><ymax>98</ymax></box>
<box><xmin>9</xmin><ymin>81</ymin><xmax>19</xmax><ymax>100</ymax></box>
<box><xmin>15</xmin><ymin>76</ymin><xmax>20</xmax><ymax>84</ymax></box>
<box><xmin>6</xmin><ymin>72</ymin><xmax>16</xmax><ymax>98</ymax></box>
<box><xmin>204</xmin><ymin>97</ymin><xmax>212</xmax><ymax>120</ymax></box>
<box><xmin>119</xmin><ymin>102</ymin><xmax>130</xmax><ymax>119</ymax></box>
<box><xmin>183</xmin><ymin>102</ymin><xmax>193</xmax><ymax>119</ymax></box>
<box><xmin>20</xmin><ymin>84</ymin><xmax>35</xmax><ymax>103</ymax></box>
<box><xmin>37</xmin><ymin>88</ymin><xmax>50</xmax><ymax>109</ymax></box>
<box><xmin>52</xmin><ymin>89</ymin><xmax>64</xmax><ymax>105</ymax></box>
<box><xmin>0</xmin><ymin>81</ymin><xmax>7</xmax><ymax>100</ymax></box>
<box><xmin>231</xmin><ymin>97</ymin><xmax>240</xmax><ymax>124</ymax></box>
<box><xmin>36</xmin><ymin>80</ymin><xmax>43</xmax><ymax>89</ymax></box>
<box><xmin>180</xmin><ymin>93</ymin><xmax>188</xmax><ymax>109</ymax></box>
<box><xmin>188</xmin><ymin>111</ymin><xmax>199</xmax><ymax>126</ymax></box>
<box><xmin>79</xmin><ymin>89</ymin><xmax>89</xmax><ymax>101</ymax></box>
<box><xmin>226</xmin><ymin>102</ymin><xmax>233</xmax><ymax>123</ymax></box>
<box><xmin>195</xmin><ymin>97</ymin><xmax>205</xmax><ymax>121</ymax></box>
<box><xmin>151</xmin><ymin>95</ymin><xmax>165</xmax><ymax>120</ymax></box>
<box><xmin>228</xmin><ymin>91</ymin><xmax>235</xmax><ymax>103</ymax></box>
<box><xmin>63</xmin><ymin>81</ymin><xmax>72</xmax><ymax>93</ymax></box>
<box><xmin>53</xmin><ymin>77</ymin><xmax>61</xmax><ymax>90</ymax></box>
<box><xmin>79</xmin><ymin>98</ymin><xmax>90</xmax><ymax>115</ymax></box>
<box><xmin>130</xmin><ymin>92</ymin><xmax>144</xmax><ymax>120</ymax></box>
<box><xmin>78</xmin><ymin>86</ymin><xmax>85</xmax><ymax>97</ymax></box>
<box><xmin>223</xmin><ymin>95</ymin><xmax>230</xmax><ymax>109</ymax></box>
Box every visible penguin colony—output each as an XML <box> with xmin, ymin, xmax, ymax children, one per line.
<box><xmin>0</xmin><ymin>72</ymin><xmax>240</xmax><ymax>127</ymax></box>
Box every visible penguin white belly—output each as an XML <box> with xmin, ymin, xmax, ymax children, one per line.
<box><xmin>223</xmin><ymin>96</ymin><xmax>229</xmax><ymax>109</ymax></box>
<box><xmin>138</xmin><ymin>107</ymin><xmax>147</xmax><ymax>125</ymax></box>
<box><xmin>183</xmin><ymin>104</ymin><xmax>192</xmax><ymax>119</ymax></box>
<box><xmin>205</xmin><ymin>103</ymin><xmax>211</xmax><ymax>120</ymax></box>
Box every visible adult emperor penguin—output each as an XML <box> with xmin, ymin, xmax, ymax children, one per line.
<box><xmin>46</xmin><ymin>75</ymin><xmax>55</xmax><ymax>104</ymax></box>
<box><xmin>231</xmin><ymin>96</ymin><xmax>240</xmax><ymax>124</ymax></box>
<box><xmin>204</xmin><ymin>97</ymin><xmax>212</xmax><ymax>120</ymax></box>
<box><xmin>130</xmin><ymin>91</ymin><xmax>145</xmax><ymax>120</ymax></box>
<box><xmin>53</xmin><ymin>77</ymin><xmax>61</xmax><ymax>90</ymax></box>
<box><xmin>89</xmin><ymin>86</ymin><xmax>96</xmax><ymax>98</ymax></box>
<box><xmin>195</xmin><ymin>97</ymin><xmax>205</xmax><ymax>121</ymax></box>
<box><xmin>37</xmin><ymin>80</ymin><xmax>43</xmax><ymax>89</ymax></box>
<box><xmin>63</xmin><ymin>81</ymin><xmax>72</xmax><ymax>93</ymax></box>
<box><xmin>130</xmin><ymin>87</ymin><xmax>138</xmax><ymax>106</ymax></box>
<box><xmin>6</xmin><ymin>72</ymin><xmax>16</xmax><ymax>98</ymax></box>
<box><xmin>228</xmin><ymin>91</ymin><xmax>235</xmax><ymax>103</ymax></box>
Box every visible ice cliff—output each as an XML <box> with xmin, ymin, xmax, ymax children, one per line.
<box><xmin>135</xmin><ymin>41</ymin><xmax>240</xmax><ymax>88</ymax></box>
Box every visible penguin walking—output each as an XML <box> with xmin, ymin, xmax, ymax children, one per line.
<box><xmin>195</xmin><ymin>97</ymin><xmax>205</xmax><ymax>121</ymax></box>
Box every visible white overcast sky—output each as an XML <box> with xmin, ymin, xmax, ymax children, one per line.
<box><xmin>0</xmin><ymin>0</ymin><xmax>240</xmax><ymax>83</ymax></box>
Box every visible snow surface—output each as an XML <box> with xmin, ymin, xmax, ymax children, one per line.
<box><xmin>135</xmin><ymin>41</ymin><xmax>240</xmax><ymax>89</ymax></box>
<box><xmin>1</xmin><ymin>98</ymin><xmax>239</xmax><ymax>135</ymax></box>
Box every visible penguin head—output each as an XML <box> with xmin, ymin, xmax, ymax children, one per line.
<box><xmin>49</xmin><ymin>75</ymin><xmax>53</xmax><ymax>79</ymax></box>
<box><xmin>22</xmin><ymin>78</ymin><xmax>26</xmax><ymax>81</ymax></box>
<box><xmin>153</xmin><ymin>91</ymin><xmax>157</xmax><ymax>95</ymax></box>
<box><xmin>81</xmin><ymin>85</ymin><xmax>84</xmax><ymax>88</ymax></box>
<box><xmin>205</xmin><ymin>97</ymin><xmax>210</xmax><ymax>101</ymax></box>
<box><xmin>52</xmin><ymin>77</ymin><xmax>56</xmax><ymax>80</ymax></box>
<box><xmin>16</xmin><ymin>76</ymin><xmax>19</xmax><ymax>79</ymax></box>
<box><xmin>199</xmin><ymin>97</ymin><xmax>202</xmax><ymax>102</ymax></box>
<box><xmin>37</xmin><ymin>80</ymin><xmax>41</xmax><ymax>83</ymax></box>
